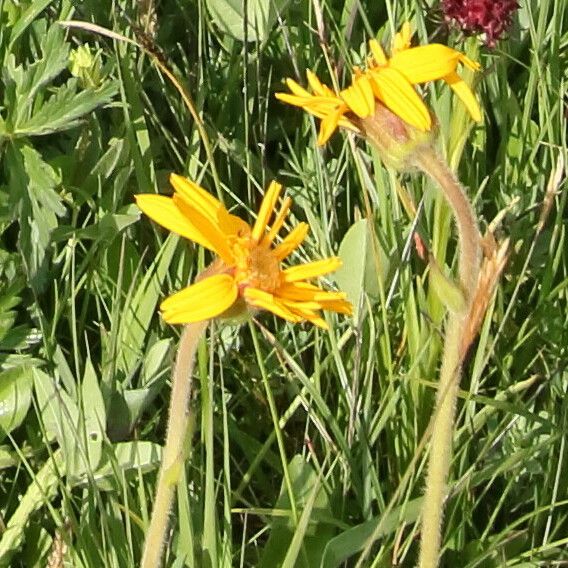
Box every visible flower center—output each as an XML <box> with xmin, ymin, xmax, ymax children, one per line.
<box><xmin>232</xmin><ymin>239</ymin><xmax>282</xmax><ymax>293</ymax></box>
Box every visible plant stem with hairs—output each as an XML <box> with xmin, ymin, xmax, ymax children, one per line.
<box><xmin>141</xmin><ymin>320</ymin><xmax>208</xmax><ymax>568</ymax></box>
<box><xmin>413</xmin><ymin>147</ymin><xmax>482</xmax><ymax>568</ymax></box>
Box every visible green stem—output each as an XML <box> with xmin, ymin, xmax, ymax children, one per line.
<box><xmin>413</xmin><ymin>148</ymin><xmax>481</xmax><ymax>568</ymax></box>
<box><xmin>141</xmin><ymin>320</ymin><xmax>208</xmax><ymax>568</ymax></box>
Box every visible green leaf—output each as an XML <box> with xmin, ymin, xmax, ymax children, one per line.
<box><xmin>334</xmin><ymin>219</ymin><xmax>388</xmax><ymax>321</ymax></box>
<box><xmin>0</xmin><ymin>367</ymin><xmax>33</xmax><ymax>441</ymax></box>
<box><xmin>5</xmin><ymin>143</ymin><xmax>64</xmax><ymax>291</ymax></box>
<box><xmin>260</xmin><ymin>455</ymin><xmax>335</xmax><ymax>568</ymax></box>
<box><xmin>13</xmin><ymin>78</ymin><xmax>118</xmax><ymax>137</ymax></box>
<box><xmin>319</xmin><ymin>499</ymin><xmax>422</xmax><ymax>567</ymax></box>
<box><xmin>89</xmin><ymin>441</ymin><xmax>162</xmax><ymax>491</ymax></box>
<box><xmin>428</xmin><ymin>255</ymin><xmax>467</xmax><ymax>313</ymax></box>
<box><xmin>52</xmin><ymin>207</ymin><xmax>141</xmax><ymax>244</ymax></box>
<box><xmin>141</xmin><ymin>339</ymin><xmax>171</xmax><ymax>386</ymax></box>
<box><xmin>33</xmin><ymin>368</ymin><xmax>80</xmax><ymax>471</ymax></box>
<box><xmin>3</xmin><ymin>22</ymin><xmax>69</xmax><ymax>129</ymax></box>
<box><xmin>116</xmin><ymin>234</ymin><xmax>179</xmax><ymax>376</ymax></box>
<box><xmin>207</xmin><ymin>0</ymin><xmax>289</xmax><ymax>42</ymax></box>
<box><xmin>8</xmin><ymin>0</ymin><xmax>55</xmax><ymax>50</ymax></box>
<box><xmin>0</xmin><ymin>451</ymin><xmax>63</xmax><ymax>567</ymax></box>
<box><xmin>80</xmin><ymin>358</ymin><xmax>106</xmax><ymax>471</ymax></box>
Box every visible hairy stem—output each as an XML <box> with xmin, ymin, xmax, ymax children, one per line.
<box><xmin>141</xmin><ymin>320</ymin><xmax>208</xmax><ymax>568</ymax></box>
<box><xmin>414</xmin><ymin>148</ymin><xmax>481</xmax><ymax>299</ymax></box>
<box><xmin>413</xmin><ymin>148</ymin><xmax>481</xmax><ymax>568</ymax></box>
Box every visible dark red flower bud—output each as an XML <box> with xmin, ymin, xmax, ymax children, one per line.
<box><xmin>442</xmin><ymin>0</ymin><xmax>519</xmax><ymax>47</ymax></box>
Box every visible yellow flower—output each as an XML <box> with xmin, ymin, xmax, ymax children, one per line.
<box><xmin>275</xmin><ymin>22</ymin><xmax>481</xmax><ymax>146</ymax></box>
<box><xmin>275</xmin><ymin>70</ymin><xmax>357</xmax><ymax>146</ymax></box>
<box><xmin>135</xmin><ymin>174</ymin><xmax>352</xmax><ymax>329</ymax></box>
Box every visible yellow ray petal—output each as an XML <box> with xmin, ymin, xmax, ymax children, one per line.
<box><xmin>160</xmin><ymin>274</ymin><xmax>238</xmax><ymax>324</ymax></box>
<box><xmin>169</xmin><ymin>173</ymin><xmax>222</xmax><ymax>222</ymax></box>
<box><xmin>243</xmin><ymin>288</ymin><xmax>302</xmax><ymax>322</ymax></box>
<box><xmin>285</xmin><ymin>78</ymin><xmax>312</xmax><ymax>97</ymax></box>
<box><xmin>279</xmin><ymin>298</ymin><xmax>322</xmax><ymax>312</ymax></box>
<box><xmin>275</xmin><ymin>92</ymin><xmax>309</xmax><ymax>108</ymax></box>
<box><xmin>251</xmin><ymin>181</ymin><xmax>282</xmax><ymax>242</ymax></box>
<box><xmin>369</xmin><ymin>39</ymin><xmax>387</xmax><ymax>66</ymax></box>
<box><xmin>277</xmin><ymin>281</ymin><xmax>347</xmax><ymax>303</ymax></box>
<box><xmin>300</xmin><ymin>312</ymin><xmax>329</xmax><ymax>329</ymax></box>
<box><xmin>315</xmin><ymin>298</ymin><xmax>353</xmax><ymax>314</ymax></box>
<box><xmin>317</xmin><ymin>106</ymin><xmax>345</xmax><ymax>145</ymax></box>
<box><xmin>370</xmin><ymin>67</ymin><xmax>432</xmax><ymax>131</ymax></box>
<box><xmin>389</xmin><ymin>44</ymin><xmax>463</xmax><ymax>84</ymax></box>
<box><xmin>173</xmin><ymin>195</ymin><xmax>234</xmax><ymax>263</ymax></box>
<box><xmin>135</xmin><ymin>194</ymin><xmax>216</xmax><ymax>250</ymax></box>
<box><xmin>282</xmin><ymin>257</ymin><xmax>342</xmax><ymax>283</ymax></box>
<box><xmin>273</xmin><ymin>222</ymin><xmax>309</xmax><ymax>260</ymax></box>
<box><xmin>217</xmin><ymin>208</ymin><xmax>251</xmax><ymax>238</ymax></box>
<box><xmin>280</xmin><ymin>301</ymin><xmax>330</xmax><ymax>329</ymax></box>
<box><xmin>444</xmin><ymin>71</ymin><xmax>482</xmax><ymax>122</ymax></box>
<box><xmin>307</xmin><ymin>70</ymin><xmax>334</xmax><ymax>97</ymax></box>
<box><xmin>393</xmin><ymin>22</ymin><xmax>412</xmax><ymax>54</ymax></box>
<box><xmin>460</xmin><ymin>54</ymin><xmax>481</xmax><ymax>71</ymax></box>
<box><xmin>341</xmin><ymin>75</ymin><xmax>374</xmax><ymax>118</ymax></box>
<box><xmin>262</xmin><ymin>196</ymin><xmax>292</xmax><ymax>246</ymax></box>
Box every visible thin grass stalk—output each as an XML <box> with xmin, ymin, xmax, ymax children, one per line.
<box><xmin>141</xmin><ymin>320</ymin><xmax>208</xmax><ymax>568</ymax></box>
<box><xmin>413</xmin><ymin>148</ymin><xmax>481</xmax><ymax>568</ymax></box>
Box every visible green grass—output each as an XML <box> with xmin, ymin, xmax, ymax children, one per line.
<box><xmin>0</xmin><ymin>0</ymin><xmax>566</xmax><ymax>566</ymax></box>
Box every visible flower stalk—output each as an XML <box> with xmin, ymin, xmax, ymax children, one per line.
<box><xmin>141</xmin><ymin>320</ymin><xmax>208</xmax><ymax>568</ymax></box>
<box><xmin>412</xmin><ymin>148</ymin><xmax>482</xmax><ymax>568</ymax></box>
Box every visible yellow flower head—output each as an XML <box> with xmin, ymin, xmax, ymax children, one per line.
<box><xmin>275</xmin><ymin>22</ymin><xmax>482</xmax><ymax>146</ymax></box>
<box><xmin>135</xmin><ymin>174</ymin><xmax>352</xmax><ymax>329</ymax></box>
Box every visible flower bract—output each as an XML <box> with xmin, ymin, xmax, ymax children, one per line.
<box><xmin>135</xmin><ymin>174</ymin><xmax>352</xmax><ymax>329</ymax></box>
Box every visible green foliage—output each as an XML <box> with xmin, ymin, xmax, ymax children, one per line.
<box><xmin>0</xmin><ymin>0</ymin><xmax>566</xmax><ymax>567</ymax></box>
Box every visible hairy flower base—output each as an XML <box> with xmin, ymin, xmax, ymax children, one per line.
<box><xmin>353</xmin><ymin>104</ymin><xmax>434</xmax><ymax>170</ymax></box>
<box><xmin>136</xmin><ymin>175</ymin><xmax>352</xmax><ymax>329</ymax></box>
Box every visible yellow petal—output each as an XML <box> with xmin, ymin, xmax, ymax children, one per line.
<box><xmin>285</xmin><ymin>78</ymin><xmax>312</xmax><ymax>97</ymax></box>
<box><xmin>341</xmin><ymin>75</ymin><xmax>374</xmax><ymax>118</ymax></box>
<box><xmin>277</xmin><ymin>283</ymin><xmax>352</xmax><ymax>315</ymax></box>
<box><xmin>370</xmin><ymin>67</ymin><xmax>432</xmax><ymax>131</ymax></box>
<box><xmin>300</xmin><ymin>312</ymin><xmax>329</xmax><ymax>329</ymax></box>
<box><xmin>317</xmin><ymin>106</ymin><xmax>344</xmax><ymax>145</ymax></box>
<box><xmin>160</xmin><ymin>274</ymin><xmax>238</xmax><ymax>324</ymax></box>
<box><xmin>217</xmin><ymin>208</ymin><xmax>251</xmax><ymax>238</ymax></box>
<box><xmin>243</xmin><ymin>288</ymin><xmax>302</xmax><ymax>322</ymax></box>
<box><xmin>460</xmin><ymin>54</ymin><xmax>481</xmax><ymax>71</ymax></box>
<box><xmin>393</xmin><ymin>22</ymin><xmax>412</xmax><ymax>53</ymax></box>
<box><xmin>444</xmin><ymin>71</ymin><xmax>482</xmax><ymax>122</ymax></box>
<box><xmin>169</xmin><ymin>173</ymin><xmax>222</xmax><ymax>223</ymax></box>
<box><xmin>306</xmin><ymin>70</ymin><xmax>335</xmax><ymax>97</ymax></box>
<box><xmin>369</xmin><ymin>39</ymin><xmax>387</xmax><ymax>66</ymax></box>
<box><xmin>279</xmin><ymin>298</ymin><xmax>322</xmax><ymax>311</ymax></box>
<box><xmin>389</xmin><ymin>44</ymin><xmax>462</xmax><ymax>84</ymax></box>
<box><xmin>280</xmin><ymin>301</ymin><xmax>330</xmax><ymax>329</ymax></box>
<box><xmin>273</xmin><ymin>222</ymin><xmax>309</xmax><ymax>260</ymax></box>
<box><xmin>277</xmin><ymin>281</ymin><xmax>347</xmax><ymax>303</ymax></box>
<box><xmin>262</xmin><ymin>196</ymin><xmax>292</xmax><ymax>246</ymax></box>
<box><xmin>251</xmin><ymin>181</ymin><xmax>282</xmax><ymax>242</ymax></box>
<box><xmin>283</xmin><ymin>257</ymin><xmax>342</xmax><ymax>283</ymax></box>
<box><xmin>315</xmin><ymin>298</ymin><xmax>353</xmax><ymax>315</ymax></box>
<box><xmin>169</xmin><ymin>173</ymin><xmax>250</xmax><ymax>241</ymax></box>
<box><xmin>135</xmin><ymin>194</ymin><xmax>215</xmax><ymax>250</ymax></box>
<box><xmin>275</xmin><ymin>92</ymin><xmax>309</xmax><ymax>108</ymax></box>
<box><xmin>173</xmin><ymin>195</ymin><xmax>234</xmax><ymax>263</ymax></box>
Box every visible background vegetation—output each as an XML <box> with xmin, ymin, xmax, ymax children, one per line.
<box><xmin>0</xmin><ymin>0</ymin><xmax>566</xmax><ymax>566</ymax></box>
